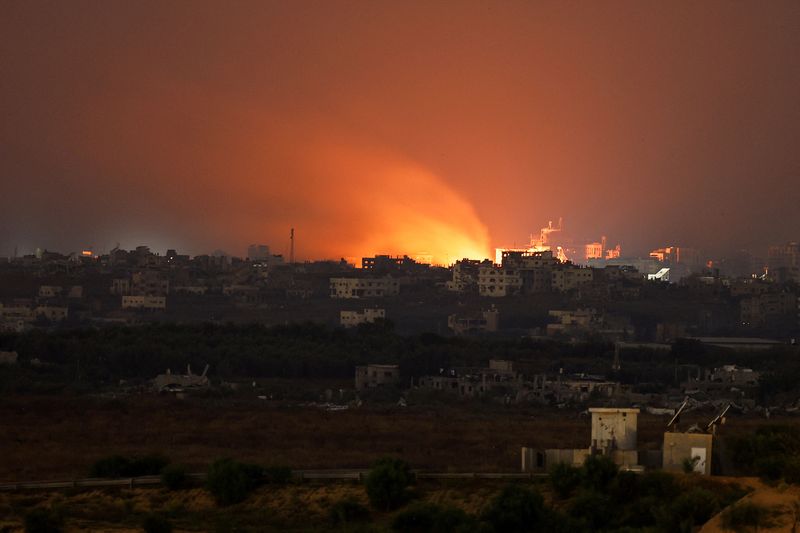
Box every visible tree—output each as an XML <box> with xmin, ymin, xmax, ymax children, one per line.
<box><xmin>481</xmin><ymin>484</ymin><xmax>546</xmax><ymax>533</ymax></box>
<box><xmin>364</xmin><ymin>457</ymin><xmax>414</xmax><ymax>511</ymax></box>
<box><xmin>549</xmin><ymin>462</ymin><xmax>581</xmax><ymax>499</ymax></box>
<box><xmin>581</xmin><ymin>455</ymin><xmax>618</xmax><ymax>491</ymax></box>
<box><xmin>161</xmin><ymin>464</ymin><xmax>189</xmax><ymax>490</ymax></box>
<box><xmin>206</xmin><ymin>458</ymin><xmax>263</xmax><ymax>506</ymax></box>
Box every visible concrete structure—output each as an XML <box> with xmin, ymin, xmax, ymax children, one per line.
<box><xmin>355</xmin><ymin>364</ymin><xmax>400</xmax><ymax>391</ymax></box>
<box><xmin>173</xmin><ymin>286</ymin><xmax>208</xmax><ymax>295</ymax></box>
<box><xmin>448</xmin><ymin>306</ymin><xmax>499</xmax><ymax>335</ymax></box>
<box><xmin>547</xmin><ymin>308</ymin><xmax>599</xmax><ymax>336</ymax></box>
<box><xmin>478</xmin><ymin>266</ymin><xmax>522</xmax><ymax>297</ymax></box>
<box><xmin>417</xmin><ymin>360</ymin><xmax>521</xmax><ymax>399</ymax></box>
<box><xmin>688</xmin><ymin>337</ymin><xmax>783</xmax><ymax>351</ymax></box>
<box><xmin>0</xmin><ymin>351</ymin><xmax>18</xmax><ymax>365</ymax></box>
<box><xmin>38</xmin><ymin>285</ymin><xmax>62</xmax><ymax>298</ymax></box>
<box><xmin>34</xmin><ymin>306</ymin><xmax>68</xmax><ymax>321</ymax></box>
<box><xmin>590</xmin><ymin>407</ymin><xmax>638</xmax><ymax>454</ymax></box>
<box><xmin>131</xmin><ymin>271</ymin><xmax>169</xmax><ymax>295</ymax></box>
<box><xmin>330</xmin><ymin>277</ymin><xmax>400</xmax><ymax>299</ymax></box>
<box><xmin>110</xmin><ymin>278</ymin><xmax>131</xmax><ymax>295</ymax></box>
<box><xmin>551</xmin><ymin>265</ymin><xmax>593</xmax><ymax>292</ymax></box>
<box><xmin>662</xmin><ymin>432</ymin><xmax>713</xmax><ymax>475</ymax></box>
<box><xmin>522</xmin><ymin>407</ymin><xmax>640</xmax><ymax>472</ymax></box>
<box><xmin>153</xmin><ymin>364</ymin><xmax>210</xmax><ymax>392</ymax></box>
<box><xmin>122</xmin><ymin>295</ymin><xmax>166</xmax><ymax>310</ymax></box>
<box><xmin>247</xmin><ymin>244</ymin><xmax>271</xmax><ymax>261</ymax></box>
<box><xmin>67</xmin><ymin>285</ymin><xmax>83</xmax><ymax>299</ymax></box>
<box><xmin>340</xmin><ymin>308</ymin><xmax>386</xmax><ymax>328</ymax></box>
<box><xmin>446</xmin><ymin>259</ymin><xmax>491</xmax><ymax>292</ymax></box>
<box><xmin>740</xmin><ymin>292</ymin><xmax>796</xmax><ymax>327</ymax></box>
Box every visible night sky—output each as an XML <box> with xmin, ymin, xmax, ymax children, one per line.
<box><xmin>1</xmin><ymin>1</ymin><xmax>798</xmax><ymax>262</ymax></box>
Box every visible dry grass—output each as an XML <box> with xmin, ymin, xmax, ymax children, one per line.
<box><xmin>0</xmin><ymin>394</ymin><xmax>797</xmax><ymax>482</ymax></box>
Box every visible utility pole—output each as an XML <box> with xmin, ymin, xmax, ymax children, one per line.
<box><xmin>290</xmin><ymin>227</ymin><xmax>295</xmax><ymax>264</ymax></box>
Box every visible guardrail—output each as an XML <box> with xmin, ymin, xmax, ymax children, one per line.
<box><xmin>0</xmin><ymin>470</ymin><xmax>546</xmax><ymax>492</ymax></box>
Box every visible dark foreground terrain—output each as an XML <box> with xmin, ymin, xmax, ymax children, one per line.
<box><xmin>1</xmin><ymin>393</ymin><xmax>794</xmax><ymax>482</ymax></box>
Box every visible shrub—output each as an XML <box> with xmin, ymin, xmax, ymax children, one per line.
<box><xmin>142</xmin><ymin>513</ymin><xmax>173</xmax><ymax>533</ymax></box>
<box><xmin>481</xmin><ymin>484</ymin><xmax>546</xmax><ymax>533</ymax></box>
<box><xmin>568</xmin><ymin>490</ymin><xmax>614</xmax><ymax>531</ymax></box>
<box><xmin>24</xmin><ymin>508</ymin><xmax>64</xmax><ymax>533</ymax></box>
<box><xmin>161</xmin><ymin>464</ymin><xmax>189</xmax><ymax>490</ymax></box>
<box><xmin>364</xmin><ymin>458</ymin><xmax>414</xmax><ymax>511</ymax></box>
<box><xmin>721</xmin><ymin>501</ymin><xmax>774</xmax><ymax>532</ymax></box>
<box><xmin>665</xmin><ymin>488</ymin><xmax>719</xmax><ymax>531</ymax></box>
<box><xmin>549</xmin><ymin>462</ymin><xmax>581</xmax><ymax>499</ymax></box>
<box><xmin>391</xmin><ymin>503</ymin><xmax>477</xmax><ymax>533</ymax></box>
<box><xmin>581</xmin><ymin>455</ymin><xmax>618</xmax><ymax>491</ymax></box>
<box><xmin>682</xmin><ymin>455</ymin><xmax>701</xmax><ymax>473</ymax></box>
<box><xmin>609</xmin><ymin>470</ymin><xmax>640</xmax><ymax>504</ymax></box>
<box><xmin>329</xmin><ymin>498</ymin><xmax>371</xmax><ymax>526</ymax></box>
<box><xmin>206</xmin><ymin>458</ymin><xmax>263</xmax><ymax>506</ymax></box>
<box><xmin>638</xmin><ymin>470</ymin><xmax>680</xmax><ymax>500</ymax></box>
<box><xmin>130</xmin><ymin>454</ymin><xmax>170</xmax><ymax>476</ymax></box>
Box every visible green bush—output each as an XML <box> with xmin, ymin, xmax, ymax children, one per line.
<box><xmin>481</xmin><ymin>484</ymin><xmax>546</xmax><ymax>533</ymax></box>
<box><xmin>549</xmin><ymin>462</ymin><xmax>581</xmax><ymax>499</ymax></box>
<box><xmin>721</xmin><ymin>501</ymin><xmax>773</xmax><ymax>532</ymax></box>
<box><xmin>568</xmin><ymin>490</ymin><xmax>614</xmax><ymax>531</ymax></box>
<box><xmin>329</xmin><ymin>498</ymin><xmax>371</xmax><ymax>526</ymax></box>
<box><xmin>24</xmin><ymin>508</ymin><xmax>64</xmax><ymax>533</ymax></box>
<box><xmin>581</xmin><ymin>455</ymin><xmax>618</xmax><ymax>491</ymax></box>
<box><xmin>161</xmin><ymin>464</ymin><xmax>189</xmax><ymax>490</ymax></box>
<box><xmin>638</xmin><ymin>470</ymin><xmax>680</xmax><ymax>500</ymax></box>
<box><xmin>665</xmin><ymin>488</ymin><xmax>719</xmax><ymax>532</ymax></box>
<box><xmin>391</xmin><ymin>503</ymin><xmax>476</xmax><ymax>533</ymax></box>
<box><xmin>142</xmin><ymin>513</ymin><xmax>173</xmax><ymax>533</ymax></box>
<box><xmin>206</xmin><ymin>458</ymin><xmax>263</xmax><ymax>506</ymax></box>
<box><xmin>364</xmin><ymin>457</ymin><xmax>414</xmax><ymax>511</ymax></box>
<box><xmin>609</xmin><ymin>470</ymin><xmax>640</xmax><ymax>504</ymax></box>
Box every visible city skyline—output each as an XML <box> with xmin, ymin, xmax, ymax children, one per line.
<box><xmin>2</xmin><ymin>1</ymin><xmax>799</xmax><ymax>262</ymax></box>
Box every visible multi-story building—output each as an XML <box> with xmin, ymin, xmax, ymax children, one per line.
<box><xmin>448</xmin><ymin>306</ymin><xmax>499</xmax><ymax>335</ymax></box>
<box><xmin>340</xmin><ymin>308</ymin><xmax>386</xmax><ymax>328</ymax></box>
<box><xmin>33</xmin><ymin>306</ymin><xmax>68</xmax><ymax>321</ymax></box>
<box><xmin>131</xmin><ymin>271</ymin><xmax>170</xmax><ymax>296</ymax></box>
<box><xmin>740</xmin><ymin>292</ymin><xmax>796</xmax><ymax>327</ymax></box>
<box><xmin>38</xmin><ymin>286</ymin><xmax>62</xmax><ymax>298</ymax></box>
<box><xmin>551</xmin><ymin>264</ymin><xmax>593</xmax><ymax>292</ymax></box>
<box><xmin>766</xmin><ymin>243</ymin><xmax>800</xmax><ymax>283</ymax></box>
<box><xmin>121</xmin><ymin>295</ymin><xmax>167</xmax><ymax>310</ymax></box>
<box><xmin>446</xmin><ymin>259</ymin><xmax>491</xmax><ymax>292</ymax></box>
<box><xmin>478</xmin><ymin>266</ymin><xmax>522</xmax><ymax>297</ymax></box>
<box><xmin>329</xmin><ymin>277</ymin><xmax>400</xmax><ymax>299</ymax></box>
<box><xmin>355</xmin><ymin>364</ymin><xmax>401</xmax><ymax>390</ymax></box>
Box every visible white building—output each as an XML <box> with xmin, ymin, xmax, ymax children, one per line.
<box><xmin>340</xmin><ymin>308</ymin><xmax>386</xmax><ymax>328</ymax></box>
<box><xmin>330</xmin><ymin>277</ymin><xmax>400</xmax><ymax>299</ymax></box>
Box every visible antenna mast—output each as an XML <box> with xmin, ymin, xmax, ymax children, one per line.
<box><xmin>290</xmin><ymin>227</ymin><xmax>295</xmax><ymax>264</ymax></box>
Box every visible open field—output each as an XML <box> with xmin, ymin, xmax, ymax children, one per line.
<box><xmin>2</xmin><ymin>393</ymin><xmax>798</xmax><ymax>482</ymax></box>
